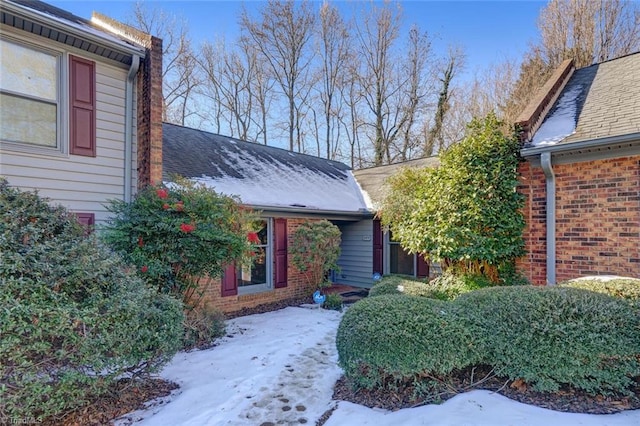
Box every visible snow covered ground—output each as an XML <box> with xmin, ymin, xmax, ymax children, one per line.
<box><xmin>116</xmin><ymin>306</ymin><xmax>640</xmax><ymax>426</ymax></box>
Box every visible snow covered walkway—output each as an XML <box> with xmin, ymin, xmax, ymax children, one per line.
<box><xmin>116</xmin><ymin>306</ymin><xmax>640</xmax><ymax>426</ymax></box>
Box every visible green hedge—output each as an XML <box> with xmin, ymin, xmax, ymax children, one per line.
<box><xmin>558</xmin><ymin>277</ymin><xmax>640</xmax><ymax>303</ymax></box>
<box><xmin>368</xmin><ymin>273</ymin><xmax>492</xmax><ymax>301</ymax></box>
<box><xmin>337</xmin><ymin>285</ymin><xmax>640</xmax><ymax>395</ymax></box>
<box><xmin>456</xmin><ymin>286</ymin><xmax>640</xmax><ymax>394</ymax></box>
<box><xmin>336</xmin><ymin>295</ymin><xmax>478</xmax><ymax>389</ymax></box>
<box><xmin>0</xmin><ymin>179</ymin><xmax>184</xmax><ymax>420</ymax></box>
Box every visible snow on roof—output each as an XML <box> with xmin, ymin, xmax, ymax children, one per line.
<box><xmin>192</xmin><ymin>156</ymin><xmax>369</xmax><ymax>212</ymax></box>
<box><xmin>531</xmin><ymin>85</ymin><xmax>582</xmax><ymax>147</ymax></box>
<box><xmin>6</xmin><ymin>0</ymin><xmax>143</xmax><ymax>53</ymax></box>
<box><xmin>162</xmin><ymin>123</ymin><xmax>371</xmax><ymax>214</ymax></box>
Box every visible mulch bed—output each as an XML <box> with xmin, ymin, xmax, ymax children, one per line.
<box><xmin>332</xmin><ymin>365</ymin><xmax>640</xmax><ymax>415</ymax></box>
<box><xmin>40</xmin><ymin>378</ymin><xmax>178</xmax><ymax>426</ymax></box>
<box><xmin>224</xmin><ymin>296</ymin><xmax>314</xmax><ymax>319</ymax></box>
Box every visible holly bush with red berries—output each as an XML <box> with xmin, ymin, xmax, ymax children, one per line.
<box><xmin>103</xmin><ymin>178</ymin><xmax>256</xmax><ymax>307</ymax></box>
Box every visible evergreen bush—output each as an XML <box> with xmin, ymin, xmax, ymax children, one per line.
<box><xmin>102</xmin><ymin>178</ymin><xmax>255</xmax><ymax>308</ymax></box>
<box><xmin>368</xmin><ymin>273</ymin><xmax>492</xmax><ymax>301</ymax></box>
<box><xmin>456</xmin><ymin>286</ymin><xmax>640</xmax><ymax>394</ymax></box>
<box><xmin>0</xmin><ymin>179</ymin><xmax>183</xmax><ymax>420</ymax></box>
<box><xmin>380</xmin><ymin>113</ymin><xmax>525</xmax><ymax>282</ymax></box>
<box><xmin>336</xmin><ymin>295</ymin><xmax>479</xmax><ymax>390</ymax></box>
<box><xmin>289</xmin><ymin>220</ymin><xmax>341</xmax><ymax>289</ymax></box>
<box><xmin>558</xmin><ymin>277</ymin><xmax>640</xmax><ymax>304</ymax></box>
<box><xmin>337</xmin><ymin>284</ymin><xmax>640</xmax><ymax>396</ymax></box>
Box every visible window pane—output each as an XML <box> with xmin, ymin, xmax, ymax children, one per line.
<box><xmin>0</xmin><ymin>39</ymin><xmax>57</xmax><ymax>100</ymax></box>
<box><xmin>389</xmin><ymin>243</ymin><xmax>414</xmax><ymax>275</ymax></box>
<box><xmin>239</xmin><ymin>246</ymin><xmax>267</xmax><ymax>286</ymax></box>
<box><xmin>239</xmin><ymin>219</ymin><xmax>270</xmax><ymax>288</ymax></box>
<box><xmin>0</xmin><ymin>93</ymin><xmax>56</xmax><ymax>146</ymax></box>
<box><xmin>256</xmin><ymin>220</ymin><xmax>268</xmax><ymax>245</ymax></box>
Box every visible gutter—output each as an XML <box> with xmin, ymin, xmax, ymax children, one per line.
<box><xmin>124</xmin><ymin>54</ymin><xmax>140</xmax><ymax>203</ymax></box>
<box><xmin>247</xmin><ymin>204</ymin><xmax>375</xmax><ymax>220</ymax></box>
<box><xmin>3</xmin><ymin>0</ymin><xmax>145</xmax><ymax>58</ymax></box>
<box><xmin>540</xmin><ymin>152</ymin><xmax>556</xmax><ymax>285</ymax></box>
<box><xmin>521</xmin><ymin>132</ymin><xmax>640</xmax><ymax>158</ymax></box>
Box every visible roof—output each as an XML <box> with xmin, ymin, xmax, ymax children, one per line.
<box><xmin>1</xmin><ymin>0</ymin><xmax>144</xmax><ymax>64</ymax></box>
<box><xmin>524</xmin><ymin>52</ymin><xmax>640</xmax><ymax>149</ymax></box>
<box><xmin>353</xmin><ymin>157</ymin><xmax>440</xmax><ymax>209</ymax></box>
<box><xmin>162</xmin><ymin>123</ymin><xmax>371</xmax><ymax>216</ymax></box>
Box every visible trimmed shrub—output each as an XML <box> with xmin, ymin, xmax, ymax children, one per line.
<box><xmin>336</xmin><ymin>295</ymin><xmax>479</xmax><ymax>390</ymax></box>
<box><xmin>0</xmin><ymin>180</ymin><xmax>183</xmax><ymax>420</ymax></box>
<box><xmin>456</xmin><ymin>286</ymin><xmax>640</xmax><ymax>394</ymax></box>
<box><xmin>368</xmin><ymin>273</ymin><xmax>492</xmax><ymax>301</ymax></box>
<box><xmin>558</xmin><ymin>277</ymin><xmax>640</xmax><ymax>303</ymax></box>
<box><xmin>338</xmin><ymin>283</ymin><xmax>640</xmax><ymax>396</ymax></box>
<box><xmin>368</xmin><ymin>275</ymin><xmax>429</xmax><ymax>298</ymax></box>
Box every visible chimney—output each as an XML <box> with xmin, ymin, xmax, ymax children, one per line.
<box><xmin>515</xmin><ymin>59</ymin><xmax>574</xmax><ymax>143</ymax></box>
<box><xmin>91</xmin><ymin>13</ymin><xmax>163</xmax><ymax>188</ymax></box>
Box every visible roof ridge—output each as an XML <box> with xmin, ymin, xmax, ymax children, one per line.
<box><xmin>161</xmin><ymin>122</ymin><xmax>351</xmax><ymax>169</ymax></box>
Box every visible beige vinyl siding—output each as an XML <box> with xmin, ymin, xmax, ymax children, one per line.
<box><xmin>334</xmin><ymin>219</ymin><xmax>374</xmax><ymax>288</ymax></box>
<box><xmin>1</xmin><ymin>56</ymin><xmax>136</xmax><ymax>225</ymax></box>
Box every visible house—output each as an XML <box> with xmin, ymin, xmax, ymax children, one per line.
<box><xmin>162</xmin><ymin>123</ymin><xmax>375</xmax><ymax>312</ymax></box>
<box><xmin>516</xmin><ymin>53</ymin><xmax>640</xmax><ymax>285</ymax></box>
<box><xmin>353</xmin><ymin>157</ymin><xmax>440</xmax><ymax>279</ymax></box>
<box><xmin>0</xmin><ymin>0</ymin><xmax>164</xmax><ymax>226</ymax></box>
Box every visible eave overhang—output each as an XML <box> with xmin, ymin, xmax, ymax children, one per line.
<box><xmin>1</xmin><ymin>0</ymin><xmax>144</xmax><ymax>65</ymax></box>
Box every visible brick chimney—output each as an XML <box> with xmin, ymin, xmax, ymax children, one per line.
<box><xmin>91</xmin><ymin>13</ymin><xmax>163</xmax><ymax>188</ymax></box>
<box><xmin>515</xmin><ymin>59</ymin><xmax>574</xmax><ymax>143</ymax></box>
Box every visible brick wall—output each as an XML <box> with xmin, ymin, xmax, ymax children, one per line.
<box><xmin>136</xmin><ymin>35</ymin><xmax>163</xmax><ymax>187</ymax></box>
<box><xmin>516</xmin><ymin>161</ymin><xmax>548</xmax><ymax>284</ymax></box>
<box><xmin>197</xmin><ymin>218</ymin><xmax>321</xmax><ymax>314</ymax></box>
<box><xmin>518</xmin><ymin>156</ymin><xmax>640</xmax><ymax>284</ymax></box>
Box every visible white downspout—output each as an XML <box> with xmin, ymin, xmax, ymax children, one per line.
<box><xmin>540</xmin><ymin>152</ymin><xmax>556</xmax><ymax>285</ymax></box>
<box><xmin>124</xmin><ymin>54</ymin><xmax>140</xmax><ymax>203</ymax></box>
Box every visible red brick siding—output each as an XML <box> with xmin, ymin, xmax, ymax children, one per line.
<box><xmin>517</xmin><ymin>161</ymin><xmax>548</xmax><ymax>285</ymax></box>
<box><xmin>136</xmin><ymin>35</ymin><xmax>163</xmax><ymax>188</ymax></box>
<box><xmin>196</xmin><ymin>218</ymin><xmax>321</xmax><ymax>314</ymax></box>
<box><xmin>518</xmin><ymin>156</ymin><xmax>640</xmax><ymax>285</ymax></box>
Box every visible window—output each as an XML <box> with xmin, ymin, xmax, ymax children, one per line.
<box><xmin>385</xmin><ymin>230</ymin><xmax>430</xmax><ymax>278</ymax></box>
<box><xmin>0</xmin><ymin>37</ymin><xmax>59</xmax><ymax>148</ymax></box>
<box><xmin>0</xmin><ymin>37</ymin><xmax>96</xmax><ymax>157</ymax></box>
<box><xmin>239</xmin><ymin>219</ymin><xmax>272</xmax><ymax>294</ymax></box>
<box><xmin>388</xmin><ymin>231</ymin><xmax>415</xmax><ymax>275</ymax></box>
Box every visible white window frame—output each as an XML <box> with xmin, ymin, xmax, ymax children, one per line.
<box><xmin>0</xmin><ymin>34</ymin><xmax>66</xmax><ymax>156</ymax></box>
<box><xmin>238</xmin><ymin>217</ymin><xmax>273</xmax><ymax>295</ymax></box>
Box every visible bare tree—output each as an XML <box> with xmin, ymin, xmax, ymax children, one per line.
<box><xmin>397</xmin><ymin>25</ymin><xmax>433</xmax><ymax>161</ymax></box>
<box><xmin>240</xmin><ymin>0</ymin><xmax>316</xmax><ymax>152</ymax></box>
<box><xmin>423</xmin><ymin>45</ymin><xmax>465</xmax><ymax>156</ymax></box>
<box><xmin>353</xmin><ymin>2</ymin><xmax>403</xmax><ymax>165</ymax></box>
<box><xmin>130</xmin><ymin>1</ymin><xmax>199</xmax><ymax>125</ymax></box>
<box><xmin>199</xmin><ymin>39</ymin><xmax>253</xmax><ymax>140</ymax></box>
<box><xmin>316</xmin><ymin>1</ymin><xmax>351</xmax><ymax>159</ymax></box>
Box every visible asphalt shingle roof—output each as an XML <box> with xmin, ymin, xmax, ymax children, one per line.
<box><xmin>531</xmin><ymin>52</ymin><xmax>640</xmax><ymax>146</ymax></box>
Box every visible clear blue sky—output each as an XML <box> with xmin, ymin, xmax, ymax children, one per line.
<box><xmin>48</xmin><ymin>0</ymin><xmax>546</xmax><ymax>79</ymax></box>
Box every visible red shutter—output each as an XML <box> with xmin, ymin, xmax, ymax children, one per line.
<box><xmin>373</xmin><ymin>219</ymin><xmax>383</xmax><ymax>275</ymax></box>
<box><xmin>75</xmin><ymin>212</ymin><xmax>94</xmax><ymax>235</ymax></box>
<box><xmin>69</xmin><ymin>55</ymin><xmax>96</xmax><ymax>157</ymax></box>
<box><xmin>221</xmin><ymin>263</ymin><xmax>237</xmax><ymax>297</ymax></box>
<box><xmin>274</xmin><ymin>218</ymin><xmax>288</xmax><ymax>288</ymax></box>
<box><xmin>417</xmin><ymin>254</ymin><xmax>429</xmax><ymax>278</ymax></box>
